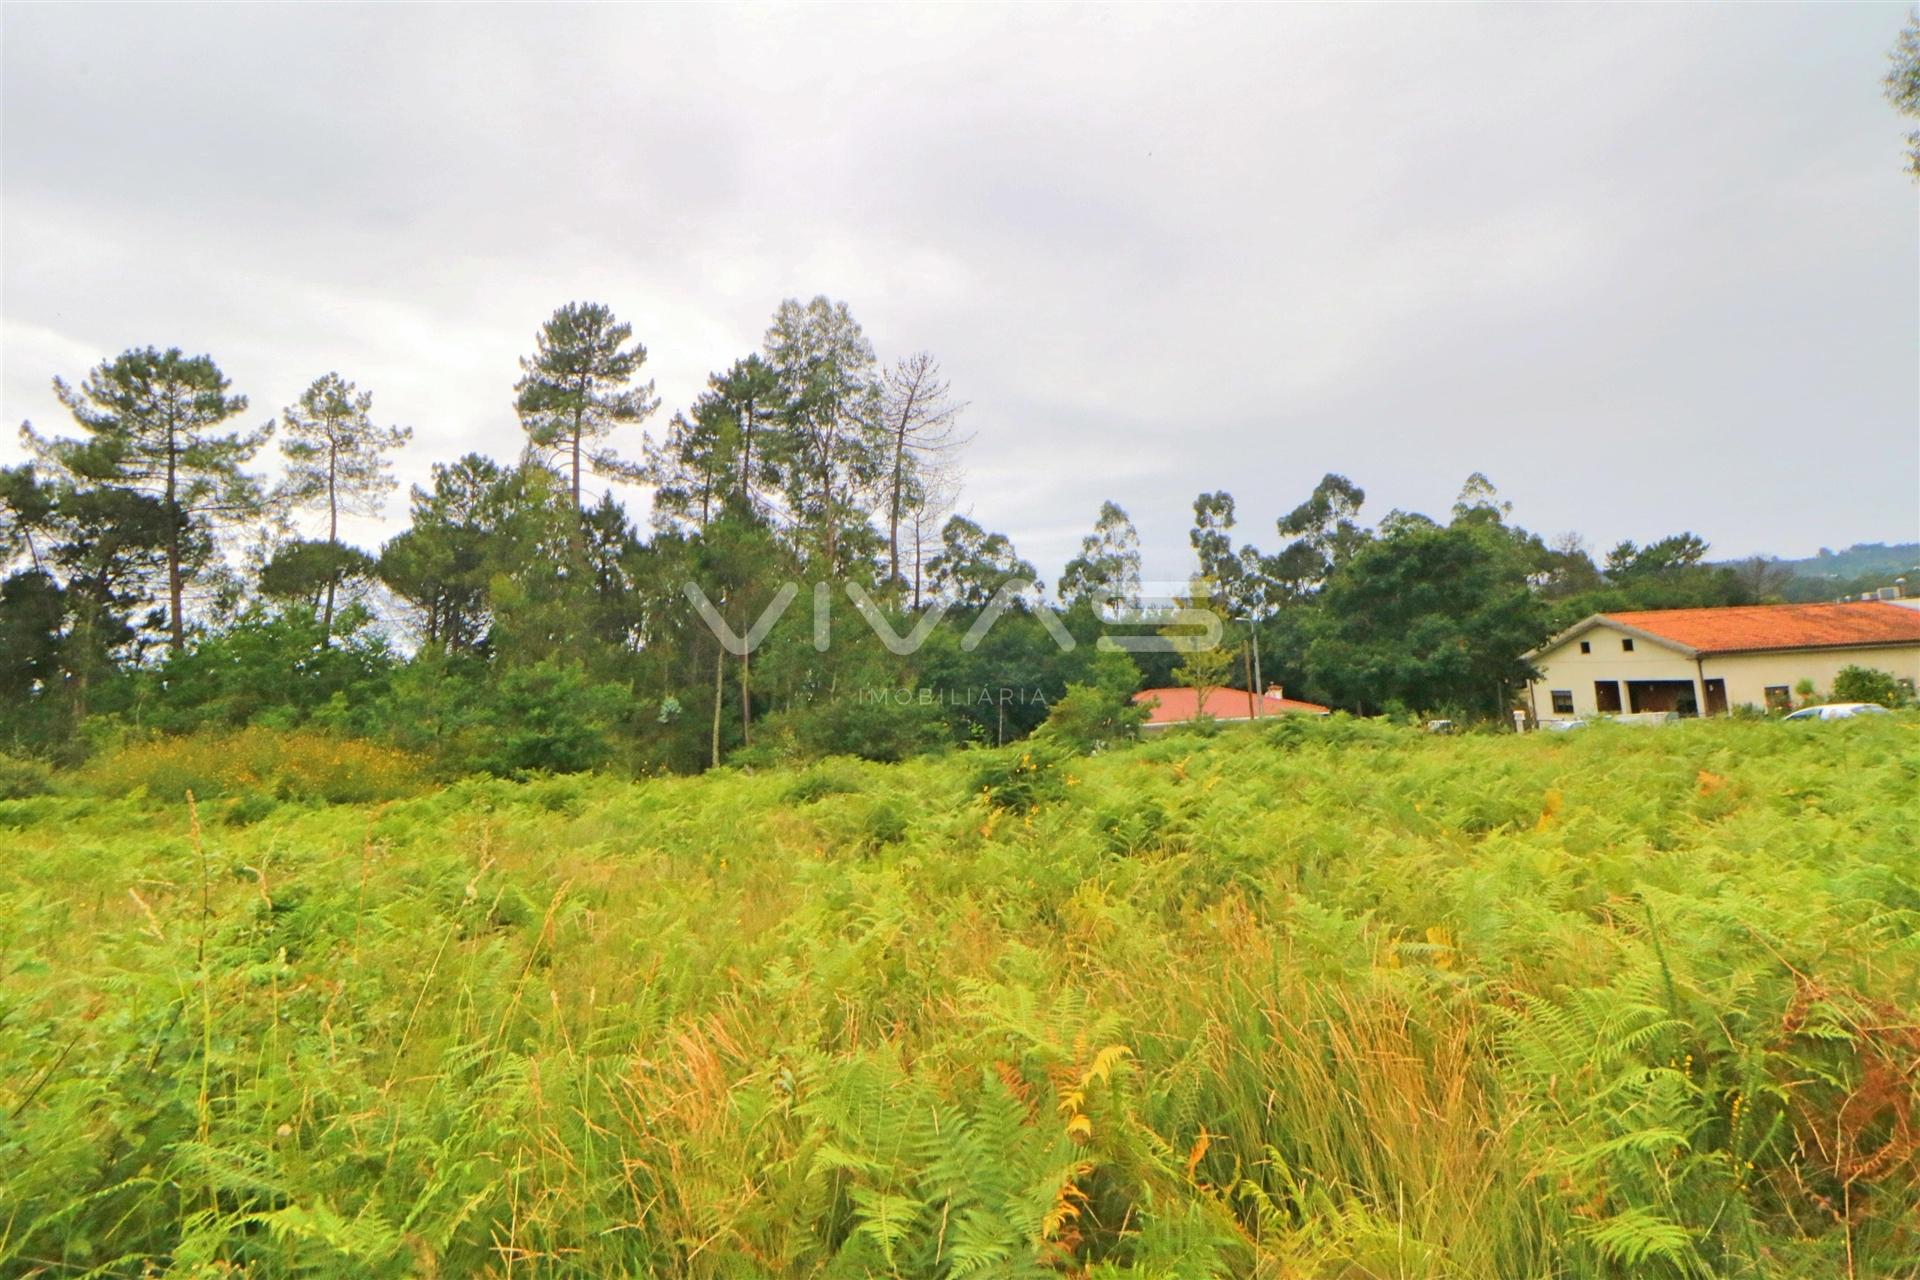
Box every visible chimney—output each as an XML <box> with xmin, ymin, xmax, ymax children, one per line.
<box><xmin>1267</xmin><ymin>683</ymin><xmax>1283</xmax><ymax>701</ymax></box>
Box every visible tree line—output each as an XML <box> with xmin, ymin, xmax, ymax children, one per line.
<box><xmin>0</xmin><ymin>295</ymin><xmax>1767</xmax><ymax>774</ymax></box>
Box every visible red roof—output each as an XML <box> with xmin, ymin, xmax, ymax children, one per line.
<box><xmin>1596</xmin><ymin>602</ymin><xmax>1920</xmax><ymax>655</ymax></box>
<box><xmin>1132</xmin><ymin>686</ymin><xmax>1330</xmax><ymax>725</ymax></box>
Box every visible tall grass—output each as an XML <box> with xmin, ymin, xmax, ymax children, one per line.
<box><xmin>2</xmin><ymin>717</ymin><xmax>1916</xmax><ymax>1277</ymax></box>
<box><xmin>78</xmin><ymin>727</ymin><xmax>428</xmax><ymax>805</ymax></box>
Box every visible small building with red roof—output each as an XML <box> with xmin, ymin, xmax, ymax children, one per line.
<box><xmin>1132</xmin><ymin>685</ymin><xmax>1330</xmax><ymax>731</ymax></box>
<box><xmin>1524</xmin><ymin>601</ymin><xmax>1920</xmax><ymax>721</ymax></box>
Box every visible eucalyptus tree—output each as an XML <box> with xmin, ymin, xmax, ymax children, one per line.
<box><xmin>276</xmin><ymin>372</ymin><xmax>411</xmax><ymax>640</ymax></box>
<box><xmin>927</xmin><ymin>515</ymin><xmax>1039</xmax><ymax>610</ymax></box>
<box><xmin>22</xmin><ymin>347</ymin><xmax>267</xmax><ymax>652</ymax></box>
<box><xmin>1190</xmin><ymin>491</ymin><xmax>1252</xmax><ymax>612</ymax></box>
<box><xmin>514</xmin><ymin>302</ymin><xmax>659</xmax><ymax>508</ymax></box>
<box><xmin>1189</xmin><ymin>490</ymin><xmax>1278</xmax><ymax>695</ymax></box>
<box><xmin>1271</xmin><ymin>472</ymin><xmax>1369</xmax><ymax>597</ymax></box>
<box><xmin>762</xmin><ymin>296</ymin><xmax>884</xmax><ymax>571</ymax></box>
<box><xmin>1058</xmin><ymin>500</ymin><xmax>1143</xmax><ymax>613</ymax></box>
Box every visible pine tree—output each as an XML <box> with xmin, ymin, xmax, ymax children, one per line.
<box><xmin>713</xmin><ymin>355</ymin><xmax>783</xmax><ymax>514</ymax></box>
<box><xmin>276</xmin><ymin>372</ymin><xmax>411</xmax><ymax>642</ymax></box>
<box><xmin>377</xmin><ymin>454</ymin><xmax>507</xmax><ymax>654</ymax></box>
<box><xmin>22</xmin><ymin>347</ymin><xmax>266</xmax><ymax>653</ymax></box>
<box><xmin>514</xmin><ymin>302</ymin><xmax>659</xmax><ymax>508</ymax></box>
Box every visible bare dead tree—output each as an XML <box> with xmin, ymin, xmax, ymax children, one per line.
<box><xmin>905</xmin><ymin>459</ymin><xmax>963</xmax><ymax>611</ymax></box>
<box><xmin>876</xmin><ymin>353</ymin><xmax>969</xmax><ymax>590</ymax></box>
<box><xmin>1733</xmin><ymin>555</ymin><xmax>1794</xmax><ymax>602</ymax></box>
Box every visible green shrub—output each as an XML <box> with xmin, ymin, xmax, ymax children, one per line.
<box><xmin>968</xmin><ymin>739</ymin><xmax>1073</xmax><ymax>812</ymax></box>
<box><xmin>220</xmin><ymin>791</ymin><xmax>280</xmax><ymax>826</ymax></box>
<box><xmin>141</xmin><ymin>604</ymin><xmax>396</xmax><ymax>733</ymax></box>
<box><xmin>1831</xmin><ymin>664</ymin><xmax>1906</xmax><ymax>708</ymax></box>
<box><xmin>469</xmin><ymin>660</ymin><xmax>630</xmax><ymax>776</ymax></box>
<box><xmin>862</xmin><ymin>795</ymin><xmax>910</xmax><ymax>845</ymax></box>
<box><xmin>761</xmin><ymin>692</ymin><xmax>951</xmax><ymax>764</ymax></box>
<box><xmin>1261</xmin><ymin>709</ymin><xmax>1407</xmax><ymax>749</ymax></box>
<box><xmin>0</xmin><ymin>751</ymin><xmax>54</xmax><ymax>799</ymax></box>
<box><xmin>1037</xmin><ymin>649</ymin><xmax>1146</xmax><ymax>754</ymax></box>
<box><xmin>784</xmin><ymin>758</ymin><xmax>868</xmax><ymax>804</ymax></box>
<box><xmin>1038</xmin><ymin>681</ymin><xmax>1148</xmax><ymax>754</ymax></box>
<box><xmin>1092</xmin><ymin>787</ymin><xmax>1183</xmax><ymax>856</ymax></box>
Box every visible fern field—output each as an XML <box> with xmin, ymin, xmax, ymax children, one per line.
<box><xmin>4</xmin><ymin>716</ymin><xmax>1918</xmax><ymax>1278</ymax></box>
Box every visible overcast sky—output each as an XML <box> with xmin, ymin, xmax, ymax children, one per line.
<box><xmin>4</xmin><ymin>3</ymin><xmax>1917</xmax><ymax>581</ymax></box>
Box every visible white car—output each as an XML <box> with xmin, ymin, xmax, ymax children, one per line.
<box><xmin>1782</xmin><ymin>702</ymin><xmax>1892</xmax><ymax>722</ymax></box>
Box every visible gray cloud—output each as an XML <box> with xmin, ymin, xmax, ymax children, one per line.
<box><xmin>4</xmin><ymin>3</ymin><xmax>1915</xmax><ymax>581</ymax></box>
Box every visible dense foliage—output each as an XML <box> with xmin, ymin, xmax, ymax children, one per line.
<box><xmin>3</xmin><ymin>716</ymin><xmax>1917</xmax><ymax>1276</ymax></box>
<box><xmin>2</xmin><ymin>299</ymin><xmax>1898</xmax><ymax>776</ymax></box>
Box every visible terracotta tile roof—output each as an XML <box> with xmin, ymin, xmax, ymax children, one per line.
<box><xmin>1598</xmin><ymin>602</ymin><xmax>1920</xmax><ymax>655</ymax></box>
<box><xmin>1132</xmin><ymin>686</ymin><xmax>1331</xmax><ymax>725</ymax></box>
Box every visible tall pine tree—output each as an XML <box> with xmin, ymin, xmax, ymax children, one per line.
<box><xmin>514</xmin><ymin>302</ymin><xmax>659</xmax><ymax>508</ymax></box>
<box><xmin>22</xmin><ymin>347</ymin><xmax>266</xmax><ymax>652</ymax></box>
<box><xmin>276</xmin><ymin>372</ymin><xmax>411</xmax><ymax>641</ymax></box>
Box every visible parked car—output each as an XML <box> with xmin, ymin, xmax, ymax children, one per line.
<box><xmin>1540</xmin><ymin>718</ymin><xmax>1587</xmax><ymax>732</ymax></box>
<box><xmin>1782</xmin><ymin>702</ymin><xmax>1892</xmax><ymax>722</ymax></box>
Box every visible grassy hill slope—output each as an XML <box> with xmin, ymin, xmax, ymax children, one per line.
<box><xmin>4</xmin><ymin>718</ymin><xmax>1918</xmax><ymax>1278</ymax></box>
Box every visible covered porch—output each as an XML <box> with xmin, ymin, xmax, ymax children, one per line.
<box><xmin>1591</xmin><ymin>676</ymin><xmax>1727</xmax><ymax>718</ymax></box>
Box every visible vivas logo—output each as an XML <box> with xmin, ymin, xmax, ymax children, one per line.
<box><xmin>682</xmin><ymin>580</ymin><xmax>1222</xmax><ymax>656</ymax></box>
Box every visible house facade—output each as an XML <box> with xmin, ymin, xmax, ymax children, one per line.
<box><xmin>1524</xmin><ymin>602</ymin><xmax>1920</xmax><ymax>722</ymax></box>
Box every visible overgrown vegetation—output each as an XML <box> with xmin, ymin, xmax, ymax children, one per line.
<box><xmin>6</xmin><ymin>299</ymin><xmax>1830</xmax><ymax>778</ymax></box>
<box><xmin>77</xmin><ymin>726</ymin><xmax>427</xmax><ymax>804</ymax></box>
<box><xmin>4</xmin><ymin>716</ymin><xmax>1916</xmax><ymax>1277</ymax></box>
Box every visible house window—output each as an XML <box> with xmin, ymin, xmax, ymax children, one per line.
<box><xmin>1551</xmin><ymin>690</ymin><xmax>1575</xmax><ymax>715</ymax></box>
<box><xmin>1621</xmin><ymin>638</ymin><xmax>1635</xmax><ymax>652</ymax></box>
<box><xmin>1595</xmin><ymin>681</ymin><xmax>1622</xmax><ymax>712</ymax></box>
<box><xmin>1764</xmin><ymin>685</ymin><xmax>1791</xmax><ymax>711</ymax></box>
<box><xmin>1579</xmin><ymin>641</ymin><xmax>1591</xmax><ymax>654</ymax></box>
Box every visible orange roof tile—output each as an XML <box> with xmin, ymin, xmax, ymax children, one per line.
<box><xmin>1595</xmin><ymin>602</ymin><xmax>1920</xmax><ymax>655</ymax></box>
<box><xmin>1131</xmin><ymin>686</ymin><xmax>1331</xmax><ymax>725</ymax></box>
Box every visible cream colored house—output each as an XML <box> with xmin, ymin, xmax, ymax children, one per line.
<box><xmin>1524</xmin><ymin>602</ymin><xmax>1920</xmax><ymax>722</ymax></box>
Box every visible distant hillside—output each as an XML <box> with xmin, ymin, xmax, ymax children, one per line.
<box><xmin>1703</xmin><ymin>541</ymin><xmax>1918</xmax><ymax>603</ymax></box>
<box><xmin>1742</xmin><ymin>541</ymin><xmax>1919</xmax><ymax>581</ymax></box>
